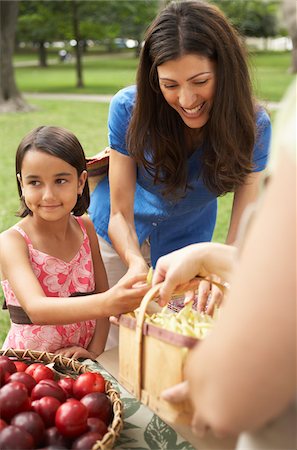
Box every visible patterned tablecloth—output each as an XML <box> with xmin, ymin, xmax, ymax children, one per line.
<box><xmin>83</xmin><ymin>358</ymin><xmax>195</xmax><ymax>450</ymax></box>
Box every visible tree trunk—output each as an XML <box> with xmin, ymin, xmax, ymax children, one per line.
<box><xmin>282</xmin><ymin>0</ymin><xmax>297</xmax><ymax>73</ymax></box>
<box><xmin>72</xmin><ymin>0</ymin><xmax>84</xmax><ymax>88</ymax></box>
<box><xmin>0</xmin><ymin>1</ymin><xmax>31</xmax><ymax>112</ymax></box>
<box><xmin>38</xmin><ymin>41</ymin><xmax>47</xmax><ymax>67</ymax></box>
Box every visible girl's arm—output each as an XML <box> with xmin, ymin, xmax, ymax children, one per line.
<box><xmin>0</xmin><ymin>230</ymin><xmax>149</xmax><ymax>325</ymax></box>
<box><xmin>108</xmin><ymin>148</ymin><xmax>149</xmax><ymax>276</ymax></box>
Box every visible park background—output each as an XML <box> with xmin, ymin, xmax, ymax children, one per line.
<box><xmin>0</xmin><ymin>0</ymin><xmax>295</xmax><ymax>345</ymax></box>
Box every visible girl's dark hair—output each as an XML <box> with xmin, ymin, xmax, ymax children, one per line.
<box><xmin>16</xmin><ymin>126</ymin><xmax>90</xmax><ymax>217</ymax></box>
<box><xmin>127</xmin><ymin>0</ymin><xmax>256</xmax><ymax>198</ymax></box>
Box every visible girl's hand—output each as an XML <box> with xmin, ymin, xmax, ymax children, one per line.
<box><xmin>106</xmin><ymin>274</ymin><xmax>150</xmax><ymax>316</ymax></box>
<box><xmin>54</xmin><ymin>346</ymin><xmax>96</xmax><ymax>360</ymax></box>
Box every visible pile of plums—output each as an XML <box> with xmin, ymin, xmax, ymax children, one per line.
<box><xmin>0</xmin><ymin>355</ymin><xmax>113</xmax><ymax>449</ymax></box>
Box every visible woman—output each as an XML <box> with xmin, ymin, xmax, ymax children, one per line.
<box><xmin>89</xmin><ymin>1</ymin><xmax>271</xmax><ymax>341</ymax></box>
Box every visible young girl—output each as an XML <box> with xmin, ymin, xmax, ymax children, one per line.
<box><xmin>0</xmin><ymin>126</ymin><xmax>149</xmax><ymax>359</ymax></box>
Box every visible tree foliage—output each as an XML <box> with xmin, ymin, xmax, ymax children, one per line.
<box><xmin>211</xmin><ymin>0</ymin><xmax>280</xmax><ymax>38</ymax></box>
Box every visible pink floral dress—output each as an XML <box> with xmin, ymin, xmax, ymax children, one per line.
<box><xmin>1</xmin><ymin>217</ymin><xmax>96</xmax><ymax>352</ymax></box>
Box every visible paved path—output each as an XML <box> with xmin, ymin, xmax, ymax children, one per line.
<box><xmin>24</xmin><ymin>92</ymin><xmax>113</xmax><ymax>103</ymax></box>
<box><xmin>24</xmin><ymin>92</ymin><xmax>281</xmax><ymax>110</ymax></box>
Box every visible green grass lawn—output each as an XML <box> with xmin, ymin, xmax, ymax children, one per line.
<box><xmin>0</xmin><ymin>50</ymin><xmax>292</xmax><ymax>346</ymax></box>
<box><xmin>14</xmin><ymin>50</ymin><xmax>294</xmax><ymax>101</ymax></box>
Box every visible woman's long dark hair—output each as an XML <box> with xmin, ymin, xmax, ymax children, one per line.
<box><xmin>127</xmin><ymin>0</ymin><xmax>256</xmax><ymax>198</ymax></box>
<box><xmin>16</xmin><ymin>126</ymin><xmax>90</xmax><ymax>217</ymax></box>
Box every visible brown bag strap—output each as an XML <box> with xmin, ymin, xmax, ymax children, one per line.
<box><xmin>6</xmin><ymin>291</ymin><xmax>95</xmax><ymax>325</ymax></box>
<box><xmin>7</xmin><ymin>304</ymin><xmax>33</xmax><ymax>325</ymax></box>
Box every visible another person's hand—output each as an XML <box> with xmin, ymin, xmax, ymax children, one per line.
<box><xmin>54</xmin><ymin>346</ymin><xmax>96</xmax><ymax>360</ymax></box>
<box><xmin>152</xmin><ymin>245</ymin><xmax>208</xmax><ymax>306</ymax></box>
<box><xmin>161</xmin><ymin>381</ymin><xmax>210</xmax><ymax>438</ymax></box>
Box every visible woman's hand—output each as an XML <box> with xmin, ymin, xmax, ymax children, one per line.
<box><xmin>121</xmin><ymin>261</ymin><xmax>149</xmax><ymax>282</ymax></box>
<box><xmin>54</xmin><ymin>346</ymin><xmax>96</xmax><ymax>360</ymax></box>
<box><xmin>197</xmin><ymin>278</ymin><xmax>224</xmax><ymax>315</ymax></box>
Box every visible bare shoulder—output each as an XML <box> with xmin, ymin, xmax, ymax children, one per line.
<box><xmin>79</xmin><ymin>214</ymin><xmax>98</xmax><ymax>242</ymax></box>
<box><xmin>0</xmin><ymin>226</ymin><xmax>28</xmax><ymax>275</ymax></box>
<box><xmin>0</xmin><ymin>226</ymin><xmax>27</xmax><ymax>253</ymax></box>
<box><xmin>80</xmin><ymin>214</ymin><xmax>96</xmax><ymax>232</ymax></box>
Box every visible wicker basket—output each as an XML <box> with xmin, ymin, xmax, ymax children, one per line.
<box><xmin>119</xmin><ymin>280</ymin><xmax>204</xmax><ymax>425</ymax></box>
<box><xmin>0</xmin><ymin>348</ymin><xmax>123</xmax><ymax>450</ymax></box>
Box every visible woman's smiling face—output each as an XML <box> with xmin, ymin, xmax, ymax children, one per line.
<box><xmin>157</xmin><ymin>54</ymin><xmax>216</xmax><ymax>129</ymax></box>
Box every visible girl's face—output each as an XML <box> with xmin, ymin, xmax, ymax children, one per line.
<box><xmin>19</xmin><ymin>149</ymin><xmax>86</xmax><ymax>221</ymax></box>
<box><xmin>157</xmin><ymin>54</ymin><xmax>216</xmax><ymax>129</ymax></box>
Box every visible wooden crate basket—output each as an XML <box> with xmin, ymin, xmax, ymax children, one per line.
<box><xmin>119</xmin><ymin>281</ymin><xmax>202</xmax><ymax>425</ymax></box>
<box><xmin>0</xmin><ymin>348</ymin><xmax>123</xmax><ymax>450</ymax></box>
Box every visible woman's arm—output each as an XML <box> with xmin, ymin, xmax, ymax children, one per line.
<box><xmin>226</xmin><ymin>171</ymin><xmax>263</xmax><ymax>245</ymax></box>
<box><xmin>108</xmin><ymin>148</ymin><xmax>149</xmax><ymax>275</ymax></box>
<box><xmin>185</xmin><ymin>152</ymin><xmax>295</xmax><ymax>436</ymax></box>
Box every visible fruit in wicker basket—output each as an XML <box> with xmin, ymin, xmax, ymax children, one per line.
<box><xmin>0</xmin><ymin>419</ymin><xmax>7</xmax><ymax>431</ymax></box>
<box><xmin>8</xmin><ymin>372</ymin><xmax>37</xmax><ymax>394</ymax></box>
<box><xmin>72</xmin><ymin>431</ymin><xmax>105</xmax><ymax>449</ymax></box>
<box><xmin>25</xmin><ymin>363</ymin><xmax>55</xmax><ymax>383</ymax></box>
<box><xmin>87</xmin><ymin>417</ymin><xmax>108</xmax><ymax>436</ymax></box>
<box><xmin>0</xmin><ymin>425</ymin><xmax>34</xmax><ymax>449</ymax></box>
<box><xmin>80</xmin><ymin>392</ymin><xmax>112</xmax><ymax>424</ymax></box>
<box><xmin>14</xmin><ymin>361</ymin><xmax>28</xmax><ymax>372</ymax></box>
<box><xmin>31</xmin><ymin>396</ymin><xmax>61</xmax><ymax>428</ymax></box>
<box><xmin>0</xmin><ymin>381</ymin><xmax>31</xmax><ymax>421</ymax></box>
<box><xmin>58</xmin><ymin>376</ymin><xmax>75</xmax><ymax>398</ymax></box>
<box><xmin>73</xmin><ymin>372</ymin><xmax>105</xmax><ymax>400</ymax></box>
<box><xmin>11</xmin><ymin>411</ymin><xmax>45</xmax><ymax>446</ymax></box>
<box><xmin>43</xmin><ymin>426</ymin><xmax>71</xmax><ymax>448</ymax></box>
<box><xmin>31</xmin><ymin>379</ymin><xmax>66</xmax><ymax>403</ymax></box>
<box><xmin>55</xmin><ymin>399</ymin><xmax>88</xmax><ymax>438</ymax></box>
<box><xmin>0</xmin><ymin>355</ymin><xmax>113</xmax><ymax>449</ymax></box>
<box><xmin>0</xmin><ymin>355</ymin><xmax>17</xmax><ymax>386</ymax></box>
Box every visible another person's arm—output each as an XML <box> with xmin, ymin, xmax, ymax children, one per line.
<box><xmin>197</xmin><ymin>110</ymin><xmax>272</xmax><ymax>313</ymax></box>
<box><xmin>186</xmin><ymin>152</ymin><xmax>295</xmax><ymax>436</ymax></box>
<box><xmin>108</xmin><ymin>148</ymin><xmax>149</xmax><ymax>277</ymax></box>
<box><xmin>153</xmin><ymin>242</ymin><xmax>236</xmax><ymax>306</ymax></box>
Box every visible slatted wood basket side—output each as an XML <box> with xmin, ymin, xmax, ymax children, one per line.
<box><xmin>119</xmin><ymin>282</ymin><xmax>200</xmax><ymax>425</ymax></box>
<box><xmin>0</xmin><ymin>348</ymin><xmax>123</xmax><ymax>450</ymax></box>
